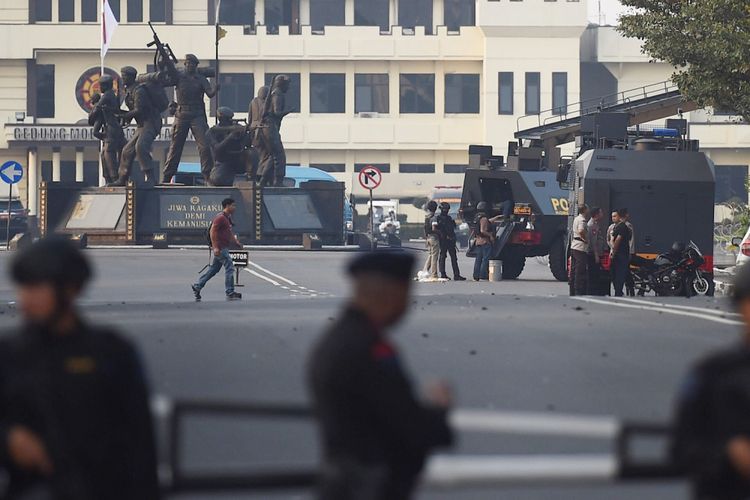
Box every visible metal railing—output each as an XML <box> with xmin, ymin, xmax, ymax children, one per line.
<box><xmin>153</xmin><ymin>397</ymin><xmax>682</xmax><ymax>495</ymax></box>
<box><xmin>516</xmin><ymin>81</ymin><xmax>680</xmax><ymax>136</ymax></box>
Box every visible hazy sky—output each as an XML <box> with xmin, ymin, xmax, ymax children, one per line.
<box><xmin>588</xmin><ymin>0</ymin><xmax>628</xmax><ymax>25</ymax></box>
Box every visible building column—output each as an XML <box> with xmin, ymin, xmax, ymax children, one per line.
<box><xmin>52</xmin><ymin>147</ymin><xmax>61</xmax><ymax>182</ymax></box>
<box><xmin>389</xmin><ymin>0</ymin><xmax>396</xmax><ymax>30</ymax></box>
<box><xmin>27</xmin><ymin>147</ymin><xmax>38</xmax><ymax>216</ymax></box>
<box><xmin>256</xmin><ymin>0</ymin><xmax>265</xmax><ymax>25</ymax></box>
<box><xmin>75</xmin><ymin>147</ymin><xmax>84</xmax><ymax>182</ymax></box>
<box><xmin>345</xmin><ymin>0</ymin><xmax>354</xmax><ymax>25</ymax></box>
<box><xmin>434</xmin><ymin>0</ymin><xmax>444</xmax><ymax>28</ymax></box>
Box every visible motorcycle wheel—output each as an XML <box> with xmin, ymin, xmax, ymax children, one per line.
<box><xmin>692</xmin><ymin>275</ymin><xmax>710</xmax><ymax>296</ymax></box>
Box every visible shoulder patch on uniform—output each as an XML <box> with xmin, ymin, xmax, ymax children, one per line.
<box><xmin>371</xmin><ymin>341</ymin><xmax>396</xmax><ymax>361</ymax></box>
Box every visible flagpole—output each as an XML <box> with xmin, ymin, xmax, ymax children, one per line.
<box><xmin>99</xmin><ymin>0</ymin><xmax>106</xmax><ymax>186</ymax></box>
<box><xmin>215</xmin><ymin>0</ymin><xmax>222</xmax><ymax>125</ymax></box>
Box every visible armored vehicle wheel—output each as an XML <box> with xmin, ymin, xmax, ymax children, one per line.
<box><xmin>501</xmin><ymin>247</ymin><xmax>526</xmax><ymax>280</ymax></box>
<box><xmin>549</xmin><ymin>236</ymin><xmax>568</xmax><ymax>282</ymax></box>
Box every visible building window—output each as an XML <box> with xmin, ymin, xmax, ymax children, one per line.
<box><xmin>399</xmin><ymin>0</ymin><xmax>433</xmax><ymax>34</ymax></box>
<box><xmin>444</xmin><ymin>164</ymin><xmax>468</xmax><ymax>174</ymax></box>
<box><xmin>355</xmin><ymin>163</ymin><xmax>390</xmax><ymax>173</ymax></box>
<box><xmin>525</xmin><ymin>72</ymin><xmax>540</xmax><ymax>115</ymax></box>
<box><xmin>444</xmin><ymin>0</ymin><xmax>475</xmax><ymax>31</ymax></box>
<box><xmin>33</xmin><ymin>0</ymin><xmax>52</xmax><ymax>22</ymax></box>
<box><xmin>355</xmin><ymin>0</ymin><xmax>389</xmax><ymax>32</ymax></box>
<box><xmin>82</xmin><ymin>0</ymin><xmax>98</xmax><ymax>22</ymax></box>
<box><xmin>552</xmin><ymin>72</ymin><xmax>567</xmax><ymax>115</ymax></box>
<box><xmin>399</xmin><ymin>164</ymin><xmax>435</xmax><ymax>173</ymax></box>
<box><xmin>36</xmin><ymin>64</ymin><xmax>55</xmax><ymax>118</ymax></box>
<box><xmin>498</xmin><ymin>72</ymin><xmax>513</xmax><ymax>115</ymax></box>
<box><xmin>355</xmin><ymin>74</ymin><xmax>389</xmax><ymax>114</ymax></box>
<box><xmin>59</xmin><ymin>0</ymin><xmax>74</xmax><ymax>21</ymax></box>
<box><xmin>150</xmin><ymin>0</ymin><xmax>166</xmax><ymax>22</ymax></box>
<box><xmin>310</xmin><ymin>74</ymin><xmax>346</xmax><ymax>114</ymax></box>
<box><xmin>109</xmin><ymin>0</ymin><xmax>121</xmax><ymax>21</ymax></box>
<box><xmin>219</xmin><ymin>74</ymin><xmax>254</xmax><ymax>114</ymax></box>
<box><xmin>715</xmin><ymin>165</ymin><xmax>748</xmax><ymax>203</ymax></box>
<box><xmin>445</xmin><ymin>74</ymin><xmax>479</xmax><ymax>114</ymax></box>
<box><xmin>311</xmin><ymin>163</ymin><xmax>346</xmax><ymax>173</ymax></box>
<box><xmin>310</xmin><ymin>0</ymin><xmax>344</xmax><ymax>32</ymax></box>
<box><xmin>264</xmin><ymin>73</ymin><xmax>301</xmax><ymax>113</ymax></box>
<box><xmin>128</xmin><ymin>0</ymin><xmax>143</xmax><ymax>22</ymax></box>
<box><xmin>266</xmin><ymin>0</ymin><xmax>300</xmax><ymax>34</ymax></box>
<box><xmin>219</xmin><ymin>0</ymin><xmax>255</xmax><ymax>25</ymax></box>
<box><xmin>400</xmin><ymin>74</ymin><xmax>434</xmax><ymax>114</ymax></box>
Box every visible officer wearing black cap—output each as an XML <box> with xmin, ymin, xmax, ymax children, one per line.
<box><xmin>436</xmin><ymin>201</ymin><xmax>466</xmax><ymax>281</ymax></box>
<box><xmin>672</xmin><ymin>263</ymin><xmax>750</xmax><ymax>499</ymax></box>
<box><xmin>0</xmin><ymin>238</ymin><xmax>160</xmax><ymax>499</ymax></box>
<box><xmin>162</xmin><ymin>53</ymin><xmax>219</xmax><ymax>184</ymax></box>
<box><xmin>308</xmin><ymin>251</ymin><xmax>454</xmax><ymax>500</ymax></box>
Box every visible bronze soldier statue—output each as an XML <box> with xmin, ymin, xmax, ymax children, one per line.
<box><xmin>247</xmin><ymin>85</ymin><xmax>269</xmax><ymax>181</ymax></box>
<box><xmin>206</xmin><ymin>107</ymin><xmax>254</xmax><ymax>186</ymax></box>
<box><xmin>88</xmin><ymin>75</ymin><xmax>125</xmax><ymax>184</ymax></box>
<box><xmin>161</xmin><ymin>54</ymin><xmax>219</xmax><ymax>184</ymax></box>
<box><xmin>258</xmin><ymin>75</ymin><xmax>290</xmax><ymax>187</ymax></box>
<box><xmin>109</xmin><ymin>66</ymin><xmax>163</xmax><ymax>186</ymax></box>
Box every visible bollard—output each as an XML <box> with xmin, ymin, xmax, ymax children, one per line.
<box><xmin>489</xmin><ymin>260</ymin><xmax>503</xmax><ymax>282</ymax></box>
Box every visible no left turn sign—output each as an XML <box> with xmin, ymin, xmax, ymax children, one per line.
<box><xmin>358</xmin><ymin>165</ymin><xmax>382</xmax><ymax>190</ymax></box>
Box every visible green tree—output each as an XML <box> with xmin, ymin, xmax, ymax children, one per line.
<box><xmin>618</xmin><ymin>0</ymin><xmax>750</xmax><ymax>120</ymax></box>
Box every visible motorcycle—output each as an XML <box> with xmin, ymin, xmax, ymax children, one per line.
<box><xmin>629</xmin><ymin>241</ymin><xmax>711</xmax><ymax>297</ymax></box>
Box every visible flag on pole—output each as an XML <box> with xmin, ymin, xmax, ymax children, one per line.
<box><xmin>101</xmin><ymin>0</ymin><xmax>118</xmax><ymax>60</ymax></box>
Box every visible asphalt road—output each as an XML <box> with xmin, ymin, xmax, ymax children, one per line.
<box><xmin>0</xmin><ymin>247</ymin><xmax>741</xmax><ymax>499</ymax></box>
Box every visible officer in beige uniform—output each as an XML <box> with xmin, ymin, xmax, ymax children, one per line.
<box><xmin>570</xmin><ymin>204</ymin><xmax>589</xmax><ymax>296</ymax></box>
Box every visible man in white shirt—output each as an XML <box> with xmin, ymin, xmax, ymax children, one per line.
<box><xmin>570</xmin><ymin>204</ymin><xmax>590</xmax><ymax>296</ymax></box>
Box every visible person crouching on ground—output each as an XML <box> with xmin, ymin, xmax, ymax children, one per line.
<box><xmin>192</xmin><ymin>197</ymin><xmax>243</xmax><ymax>301</ymax></box>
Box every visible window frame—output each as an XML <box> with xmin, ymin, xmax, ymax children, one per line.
<box><xmin>217</xmin><ymin>0</ymin><xmax>255</xmax><ymax>26</ymax></box>
<box><xmin>552</xmin><ymin>72</ymin><xmax>568</xmax><ymax>116</ymax></box>
<box><xmin>399</xmin><ymin>163</ymin><xmax>436</xmax><ymax>174</ymax></box>
<box><xmin>355</xmin><ymin>163</ymin><xmax>390</xmax><ymax>173</ymax></box>
<box><xmin>218</xmin><ymin>73</ymin><xmax>255</xmax><ymax>116</ymax></box>
<box><xmin>310</xmin><ymin>0</ymin><xmax>345</xmax><ymax>32</ymax></box>
<box><xmin>59</xmin><ymin>0</ymin><xmax>75</xmax><ymax>22</ymax></box>
<box><xmin>355</xmin><ymin>73</ymin><xmax>389</xmax><ymax>114</ymax></box>
<box><xmin>525</xmin><ymin>72</ymin><xmax>541</xmax><ymax>115</ymax></box>
<box><xmin>127</xmin><ymin>0</ymin><xmax>143</xmax><ymax>22</ymax></box>
<box><xmin>444</xmin><ymin>73</ymin><xmax>480</xmax><ymax>114</ymax></box>
<box><xmin>310</xmin><ymin>73</ymin><xmax>346</xmax><ymax>114</ymax></box>
<box><xmin>354</xmin><ymin>0</ymin><xmax>390</xmax><ymax>32</ymax></box>
<box><xmin>498</xmin><ymin>72</ymin><xmax>514</xmax><ymax>115</ymax></box>
<box><xmin>35</xmin><ymin>64</ymin><xmax>55</xmax><ymax>119</ymax></box>
<box><xmin>399</xmin><ymin>73</ymin><xmax>435</xmax><ymax>114</ymax></box>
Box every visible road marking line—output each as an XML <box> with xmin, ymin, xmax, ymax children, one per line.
<box><xmin>451</xmin><ymin>409</ymin><xmax>618</xmax><ymax>439</ymax></box>
<box><xmin>244</xmin><ymin>268</ymin><xmax>281</xmax><ymax>287</ymax></box>
<box><xmin>610</xmin><ymin>296</ymin><xmax>741</xmax><ymax>317</ymax></box>
<box><xmin>572</xmin><ymin>297</ymin><xmax>743</xmax><ymax>326</ymax></box>
<box><xmin>247</xmin><ymin>261</ymin><xmax>299</xmax><ymax>286</ymax></box>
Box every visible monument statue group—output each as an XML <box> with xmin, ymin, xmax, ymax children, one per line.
<box><xmin>87</xmin><ymin>24</ymin><xmax>289</xmax><ymax>189</ymax></box>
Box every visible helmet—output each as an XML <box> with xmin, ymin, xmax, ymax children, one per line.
<box><xmin>476</xmin><ymin>201</ymin><xmax>489</xmax><ymax>213</ymax></box>
<box><xmin>11</xmin><ymin>237</ymin><xmax>92</xmax><ymax>292</ymax></box>
<box><xmin>185</xmin><ymin>53</ymin><xmax>199</xmax><ymax>64</ymax></box>
<box><xmin>671</xmin><ymin>241</ymin><xmax>686</xmax><ymax>253</ymax></box>
<box><xmin>217</xmin><ymin>106</ymin><xmax>234</xmax><ymax>120</ymax></box>
<box><xmin>439</xmin><ymin>202</ymin><xmax>450</xmax><ymax>212</ymax></box>
<box><xmin>120</xmin><ymin>66</ymin><xmax>137</xmax><ymax>78</ymax></box>
<box><xmin>99</xmin><ymin>74</ymin><xmax>114</xmax><ymax>91</ymax></box>
<box><xmin>426</xmin><ymin>200</ymin><xmax>438</xmax><ymax>212</ymax></box>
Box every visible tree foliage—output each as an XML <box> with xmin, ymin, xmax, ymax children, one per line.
<box><xmin>618</xmin><ymin>0</ymin><xmax>750</xmax><ymax>121</ymax></box>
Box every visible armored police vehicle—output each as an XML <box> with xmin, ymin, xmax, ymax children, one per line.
<box><xmin>460</xmin><ymin>146</ymin><xmax>569</xmax><ymax>281</ymax></box>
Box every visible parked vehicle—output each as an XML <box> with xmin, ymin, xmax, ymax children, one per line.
<box><xmin>629</xmin><ymin>241</ymin><xmax>711</xmax><ymax>297</ymax></box>
<box><xmin>733</xmin><ymin>226</ymin><xmax>750</xmax><ymax>267</ymax></box>
<box><xmin>0</xmin><ymin>198</ymin><xmax>28</xmax><ymax>241</ymax></box>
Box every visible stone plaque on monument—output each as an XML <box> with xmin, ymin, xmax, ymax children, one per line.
<box><xmin>159</xmin><ymin>193</ymin><xmax>226</xmax><ymax>230</ymax></box>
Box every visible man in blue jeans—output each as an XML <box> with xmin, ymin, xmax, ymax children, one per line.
<box><xmin>192</xmin><ymin>198</ymin><xmax>243</xmax><ymax>301</ymax></box>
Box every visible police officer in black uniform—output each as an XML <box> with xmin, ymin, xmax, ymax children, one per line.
<box><xmin>0</xmin><ymin>238</ymin><xmax>160</xmax><ymax>500</ymax></box>
<box><xmin>436</xmin><ymin>202</ymin><xmax>466</xmax><ymax>281</ymax></box>
<box><xmin>308</xmin><ymin>252</ymin><xmax>454</xmax><ymax>500</ymax></box>
<box><xmin>672</xmin><ymin>262</ymin><xmax>750</xmax><ymax>500</ymax></box>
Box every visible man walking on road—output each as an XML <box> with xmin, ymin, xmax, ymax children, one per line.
<box><xmin>192</xmin><ymin>198</ymin><xmax>243</xmax><ymax>301</ymax></box>
<box><xmin>570</xmin><ymin>204</ymin><xmax>590</xmax><ymax>296</ymax></box>
<box><xmin>609</xmin><ymin>208</ymin><xmax>632</xmax><ymax>297</ymax></box>
<box><xmin>672</xmin><ymin>263</ymin><xmax>750</xmax><ymax>500</ymax></box>
<box><xmin>2</xmin><ymin>238</ymin><xmax>160</xmax><ymax>500</ymax></box>
<box><xmin>308</xmin><ymin>252</ymin><xmax>454</xmax><ymax>500</ymax></box>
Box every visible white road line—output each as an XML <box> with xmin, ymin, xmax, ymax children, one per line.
<box><xmin>611</xmin><ymin>296</ymin><xmax>741</xmax><ymax>318</ymax></box>
<box><xmin>247</xmin><ymin>261</ymin><xmax>299</xmax><ymax>286</ymax></box>
<box><xmin>572</xmin><ymin>296</ymin><xmax>743</xmax><ymax>327</ymax></box>
<box><xmin>451</xmin><ymin>409</ymin><xmax>618</xmax><ymax>439</ymax></box>
<box><xmin>244</xmin><ymin>268</ymin><xmax>281</xmax><ymax>287</ymax></box>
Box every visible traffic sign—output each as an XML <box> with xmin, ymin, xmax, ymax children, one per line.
<box><xmin>358</xmin><ymin>165</ymin><xmax>382</xmax><ymax>190</ymax></box>
<box><xmin>0</xmin><ymin>161</ymin><xmax>22</xmax><ymax>185</ymax></box>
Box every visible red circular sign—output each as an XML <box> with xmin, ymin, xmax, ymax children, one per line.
<box><xmin>358</xmin><ymin>165</ymin><xmax>382</xmax><ymax>190</ymax></box>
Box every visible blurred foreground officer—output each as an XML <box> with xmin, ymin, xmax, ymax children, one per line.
<box><xmin>672</xmin><ymin>263</ymin><xmax>750</xmax><ymax>500</ymax></box>
<box><xmin>1</xmin><ymin>238</ymin><xmax>160</xmax><ymax>500</ymax></box>
<box><xmin>308</xmin><ymin>252</ymin><xmax>454</xmax><ymax>500</ymax></box>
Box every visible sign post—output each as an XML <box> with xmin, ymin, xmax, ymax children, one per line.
<box><xmin>357</xmin><ymin>165</ymin><xmax>383</xmax><ymax>252</ymax></box>
<box><xmin>0</xmin><ymin>161</ymin><xmax>23</xmax><ymax>249</ymax></box>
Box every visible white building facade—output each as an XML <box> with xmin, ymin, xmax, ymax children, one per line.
<box><xmin>0</xmin><ymin>0</ymin><xmax>587</xmax><ymax>222</ymax></box>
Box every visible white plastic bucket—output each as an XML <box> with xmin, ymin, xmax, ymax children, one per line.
<box><xmin>489</xmin><ymin>260</ymin><xmax>503</xmax><ymax>282</ymax></box>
